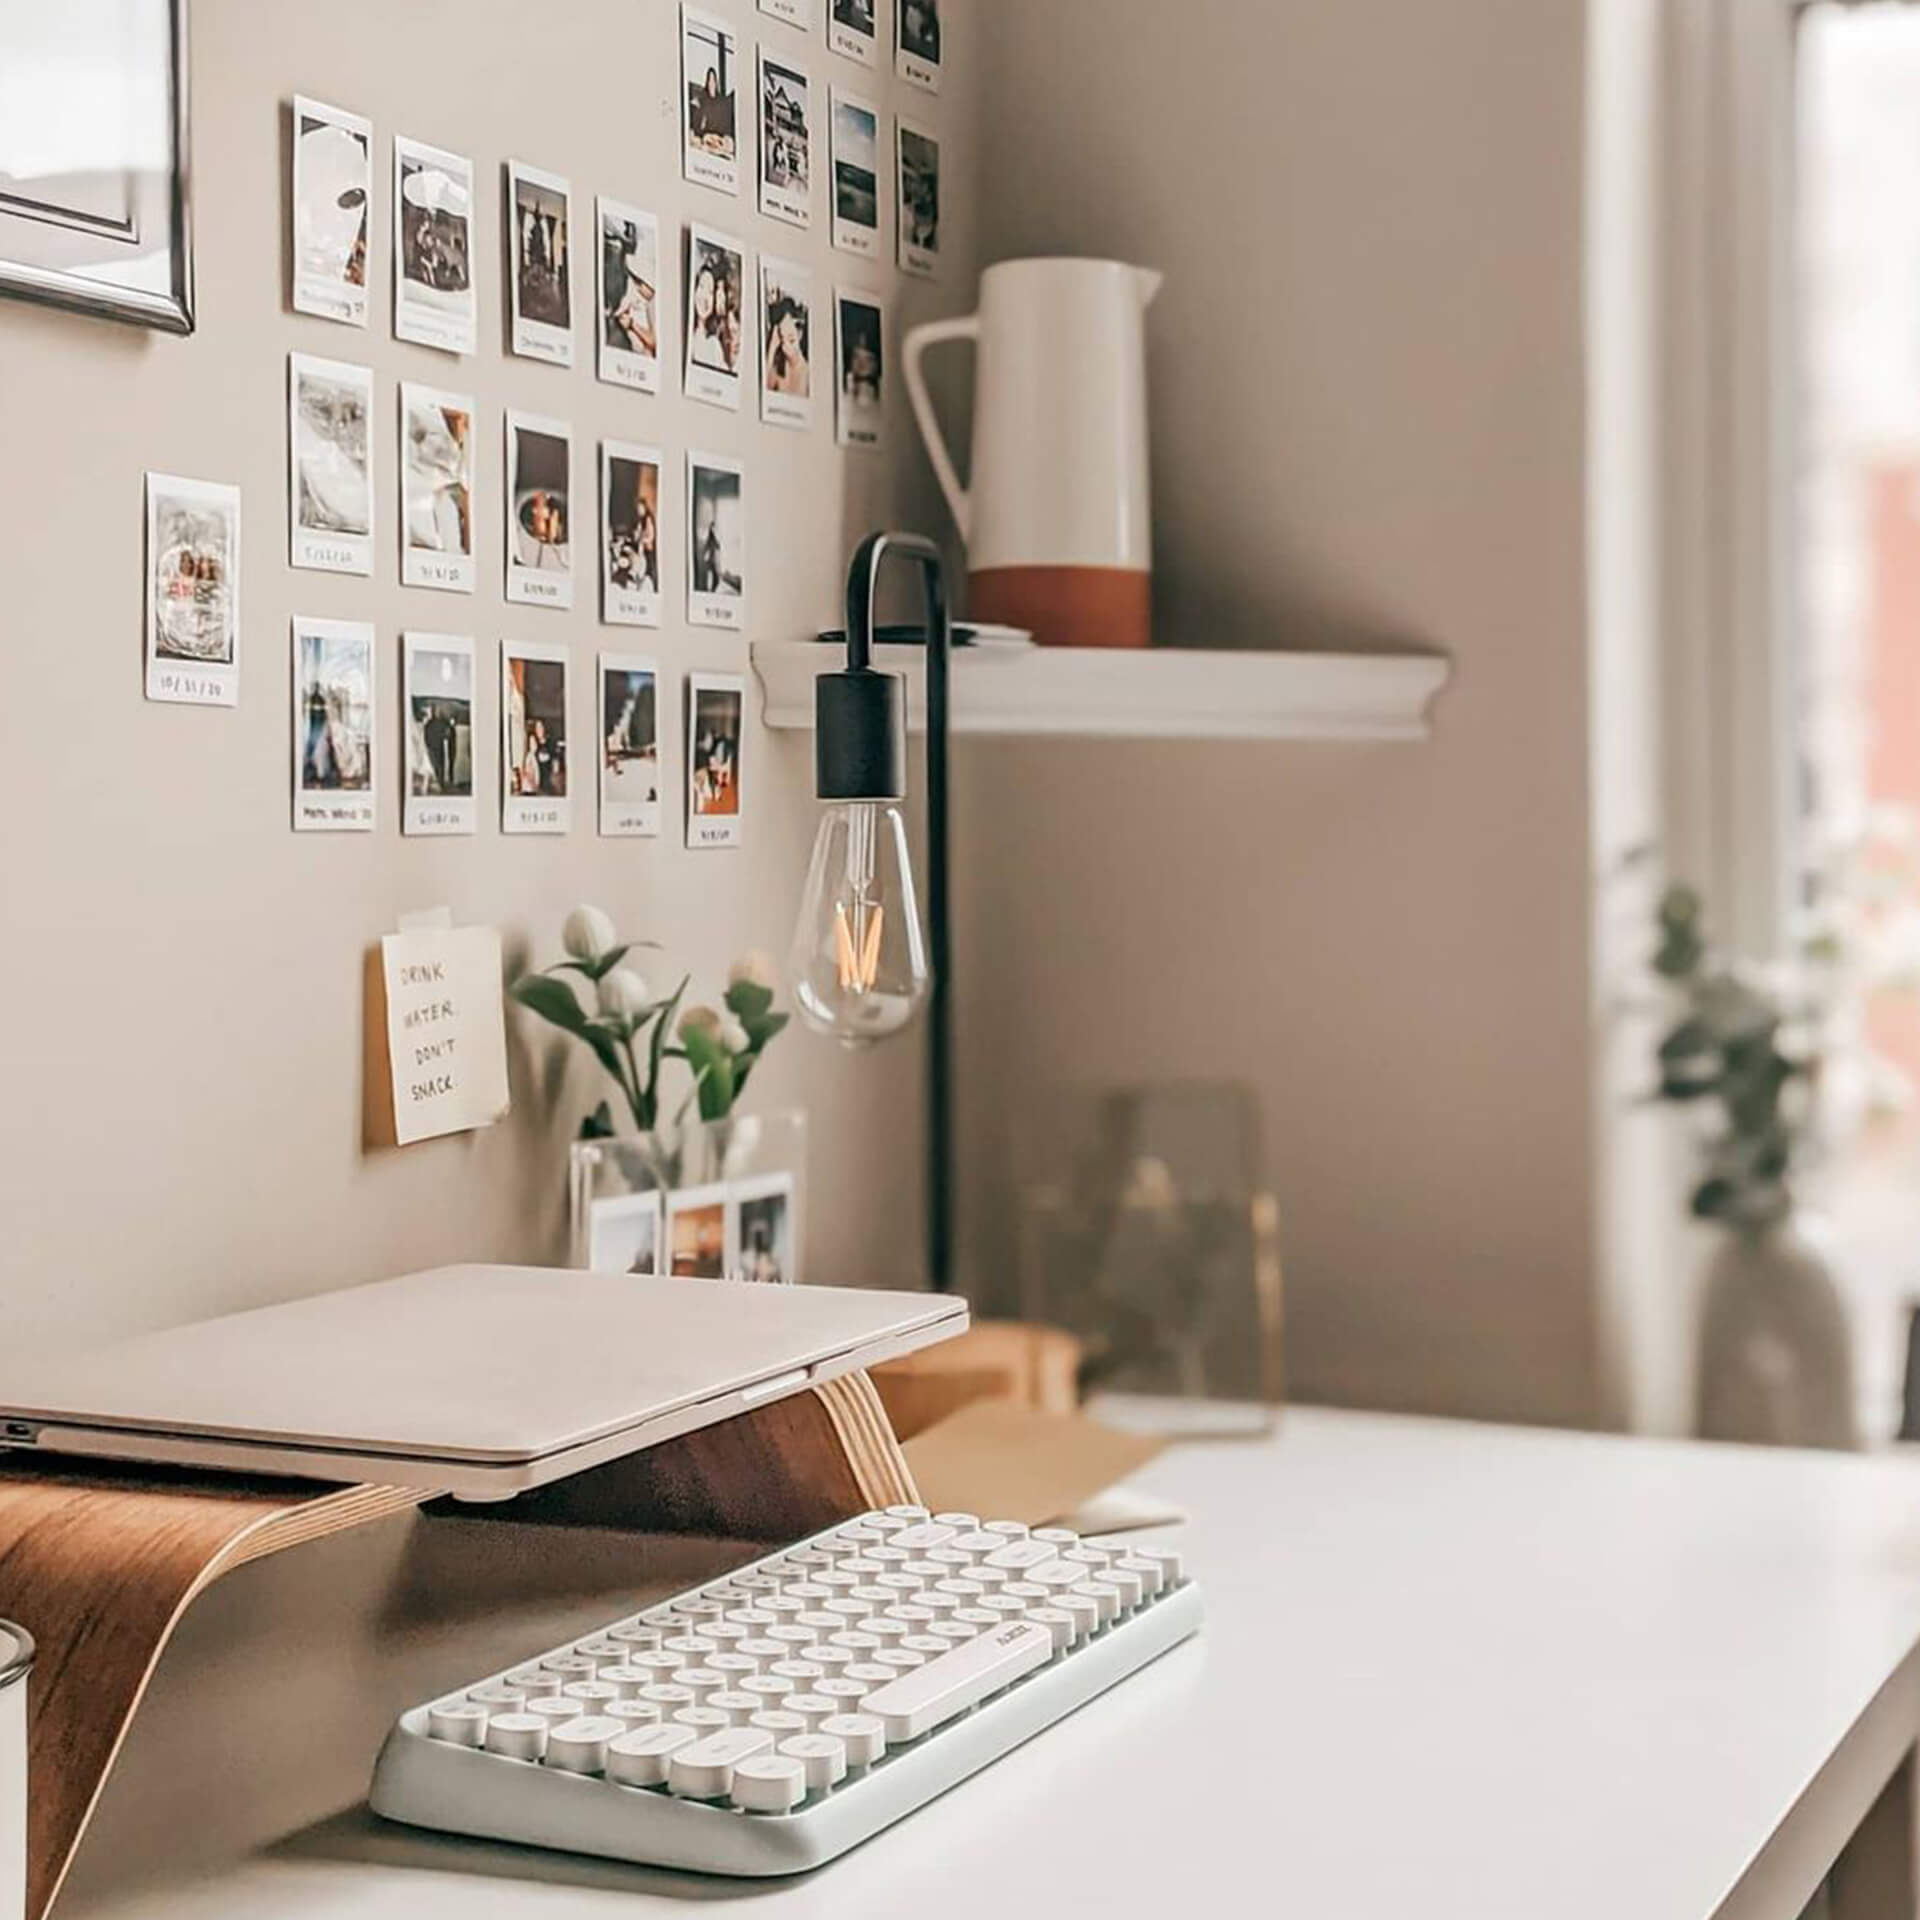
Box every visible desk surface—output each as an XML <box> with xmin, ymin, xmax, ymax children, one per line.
<box><xmin>62</xmin><ymin>1409</ymin><xmax>1920</xmax><ymax>1920</ymax></box>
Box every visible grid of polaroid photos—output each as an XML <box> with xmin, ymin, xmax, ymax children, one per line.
<box><xmin>153</xmin><ymin>8</ymin><xmax>949</xmax><ymax>866</ymax></box>
<box><xmin>586</xmin><ymin>1170</ymin><xmax>797</xmax><ymax>1284</ymax></box>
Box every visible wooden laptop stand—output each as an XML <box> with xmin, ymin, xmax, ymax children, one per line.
<box><xmin>0</xmin><ymin>1370</ymin><xmax>914</xmax><ymax>1920</ymax></box>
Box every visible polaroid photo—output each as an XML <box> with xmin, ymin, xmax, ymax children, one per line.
<box><xmin>758</xmin><ymin>48</ymin><xmax>813</xmax><ymax>229</ymax></box>
<box><xmin>684</xmin><ymin>224</ymin><xmax>747</xmax><ymax>410</ymax></box>
<box><xmin>687</xmin><ymin>452</ymin><xmax>746</xmax><ymax>629</ymax></box>
<box><xmin>506</xmin><ymin>161</ymin><xmax>575</xmax><ymax>366</ymax></box>
<box><xmin>501</xmin><ymin>639</ymin><xmax>571</xmax><ymax>835</ymax></box>
<box><xmin>291</xmin><ymin>97</ymin><xmax>370</xmax><ymax>325</ymax></box>
<box><xmin>897</xmin><ymin>0</ymin><xmax>941</xmax><ymax>90</ymax></box>
<box><xmin>599</xmin><ymin>652</ymin><xmax>662</xmax><ymax>838</ymax></box>
<box><xmin>759</xmin><ymin>255</ymin><xmax>815</xmax><ymax>430</ymax></box>
<box><xmin>828</xmin><ymin>0</ymin><xmax>878</xmax><ymax>67</ymax></box>
<box><xmin>601</xmin><ymin>440</ymin><xmax>664</xmax><ymax>627</ymax></box>
<box><xmin>681</xmin><ymin>5</ymin><xmax>742</xmax><ymax>196</ymax></box>
<box><xmin>504</xmin><ymin>411</ymin><xmax>574</xmax><ymax>609</ymax></box>
<box><xmin>730</xmin><ymin>1171</ymin><xmax>796</xmax><ymax>1284</ymax></box>
<box><xmin>897</xmin><ymin>118</ymin><xmax>940</xmax><ymax>276</ymax></box>
<box><xmin>288</xmin><ymin>352</ymin><xmax>374</xmax><ymax>574</ymax></box>
<box><xmin>596</xmin><ymin>197</ymin><xmax>663</xmax><ymax>394</ymax></box>
<box><xmin>588</xmin><ymin>1189</ymin><xmax>664</xmax><ymax>1277</ymax></box>
<box><xmin>668</xmin><ymin>1181</ymin><xmax>733</xmax><ymax>1277</ymax></box>
<box><xmin>402</xmin><ymin>631</ymin><xmax>476</xmax><ymax>836</ymax></box>
<box><xmin>686</xmin><ymin>670</ymin><xmax>745</xmax><ymax>850</ymax></box>
<box><xmin>393</xmin><ymin>135</ymin><xmax>476</xmax><ymax>354</ymax></box>
<box><xmin>835</xmin><ymin>288</ymin><xmax>886</xmax><ymax>448</ymax></box>
<box><xmin>829</xmin><ymin>88</ymin><xmax>881</xmax><ymax>257</ymax></box>
<box><xmin>291</xmin><ymin>617</ymin><xmax>376</xmax><ymax>833</ymax></box>
<box><xmin>399</xmin><ymin>383</ymin><xmax>475</xmax><ymax>593</ymax></box>
<box><xmin>144</xmin><ymin>473</ymin><xmax>240</xmax><ymax>707</ymax></box>
<box><xmin>760</xmin><ymin>0</ymin><xmax>812</xmax><ymax>25</ymax></box>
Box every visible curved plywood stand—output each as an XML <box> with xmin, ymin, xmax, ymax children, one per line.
<box><xmin>0</xmin><ymin>1370</ymin><xmax>914</xmax><ymax>1920</ymax></box>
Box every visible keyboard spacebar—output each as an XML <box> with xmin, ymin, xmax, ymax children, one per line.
<box><xmin>860</xmin><ymin>1622</ymin><xmax>1055</xmax><ymax>1742</ymax></box>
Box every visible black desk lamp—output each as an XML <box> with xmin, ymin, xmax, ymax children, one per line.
<box><xmin>787</xmin><ymin>532</ymin><xmax>955</xmax><ymax>1294</ymax></box>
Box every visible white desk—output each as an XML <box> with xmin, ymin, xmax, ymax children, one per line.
<box><xmin>56</xmin><ymin>1410</ymin><xmax>1920</xmax><ymax>1920</ymax></box>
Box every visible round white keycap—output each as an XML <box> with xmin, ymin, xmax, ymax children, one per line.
<box><xmin>467</xmin><ymin>1680</ymin><xmax>528</xmax><ymax>1709</ymax></box>
<box><xmin>736</xmin><ymin>1638</ymin><xmax>786</xmax><ymax>1667</ymax></box>
<box><xmin>1072</xmin><ymin>1581</ymin><xmax>1122</xmax><ymax>1627</ymax></box>
<box><xmin>668</xmin><ymin>1726</ymin><xmax>773</xmax><ymax>1799</ymax></box>
<box><xmin>577</xmin><ymin>1637</ymin><xmax>627</xmax><ymax>1664</ymax></box>
<box><xmin>707</xmin><ymin>1652</ymin><xmax>760</xmax><ymax>1680</ymax></box>
<box><xmin>1026</xmin><ymin>1606</ymin><xmax>1079</xmax><ymax>1652</ymax></box>
<box><xmin>525</xmin><ymin>1696</ymin><xmax>585</xmax><ymax>1724</ymax></box>
<box><xmin>935</xmin><ymin>1580</ymin><xmax>985</xmax><ymax>1604</ymax></box>
<box><xmin>926</xmin><ymin>1620</ymin><xmax>977</xmax><ymax>1645</ymax></box>
<box><xmin>900</xmin><ymin>1635</ymin><xmax>952</xmax><ymax>1659</ymax></box>
<box><xmin>1002</xmin><ymin>1582</ymin><xmax>1049</xmax><ymax>1609</ymax></box>
<box><xmin>835</xmin><ymin>1522</ymin><xmax>885</xmax><ymax>1547</ymax></box>
<box><xmin>820</xmin><ymin>1712</ymin><xmax>887</xmax><ymax>1767</ymax></box>
<box><xmin>864</xmin><ymin>1618</ymin><xmax>911</xmax><ymax>1646</ymax></box>
<box><xmin>979</xmin><ymin>1595</ymin><xmax>1028</xmax><ymax>1622</ymax></box>
<box><xmin>610</xmin><ymin>1622</ymin><xmax>664</xmax><ymax>1649</ymax></box>
<box><xmin>771</xmin><ymin>1659</ymin><xmax>826</xmax><ymax>1684</ymax></box>
<box><xmin>673</xmin><ymin>1667</ymin><xmax>730</xmax><ymax>1697</ymax></box>
<box><xmin>563</xmin><ymin>1681</ymin><xmax>622</xmax><ymax>1708</ymax></box>
<box><xmin>767</xmin><ymin>1625</ymin><xmax>817</xmax><ymax>1650</ymax></box>
<box><xmin>1028</xmin><ymin>1563</ymin><xmax>1085</xmax><ymax>1593</ymax></box>
<box><xmin>947</xmin><ymin>1531</ymin><xmax>1004</xmax><ymax>1560</ymax></box>
<box><xmin>675</xmin><ymin>1598</ymin><xmax>728</xmax><ymax>1619</ymax></box>
<box><xmin>1099</xmin><ymin>1564</ymin><xmax>1145</xmax><ymax>1610</ymax></box>
<box><xmin>1032</xmin><ymin>1527</ymin><xmax>1079</xmax><ymax>1547</ymax></box>
<box><xmin>1064</xmin><ymin>1545</ymin><xmax>1114</xmax><ymax>1568</ymax></box>
<box><xmin>783</xmin><ymin>1547</ymin><xmax>833</xmax><ymax>1572</ymax></box>
<box><xmin>1054</xmin><ymin>1593</ymin><xmax>1101</xmax><ymax>1638</ymax></box>
<box><xmin>932</xmin><ymin>1512</ymin><xmax>979</xmax><ymax>1530</ymax></box>
<box><xmin>542</xmin><ymin>1655</ymin><xmax>597</xmax><ymax>1686</ymax></box>
<box><xmin>825</xmin><ymin>1597</ymin><xmax>872</xmax><ymax>1623</ymax></box>
<box><xmin>546</xmin><ymin>1715</ymin><xmax>621</xmax><ymax>1775</ymax></box>
<box><xmin>606</xmin><ymin>1724</ymin><xmax>695</xmax><ymax>1787</ymax></box>
<box><xmin>665</xmin><ymin>1635</ymin><xmax>718</xmax><ymax>1659</ymax></box>
<box><xmin>748</xmin><ymin>1708</ymin><xmax>808</xmax><ymax>1739</ymax></box>
<box><xmin>606</xmin><ymin>1699</ymin><xmax>664</xmax><ymax>1728</ymax></box>
<box><xmin>762</xmin><ymin>1595</ymin><xmax>807</xmax><ymax>1618</ymax></box>
<box><xmin>983</xmin><ymin>1520</ymin><xmax>1029</xmax><ymax>1540</ymax></box>
<box><xmin>795</xmin><ymin>1611</ymin><xmax>845</xmax><ymax>1636</ymax></box>
<box><xmin>814</xmin><ymin>1676</ymin><xmax>872</xmax><ymax>1707</ymax></box>
<box><xmin>673</xmin><ymin>1706</ymin><xmax>732</xmax><ymax>1735</ymax></box>
<box><xmin>817</xmin><ymin>1569</ymin><xmax>861</xmax><ymax>1593</ymax></box>
<box><xmin>640</xmin><ymin>1683</ymin><xmax>694</xmax><ymax>1712</ymax></box>
<box><xmin>799</xmin><ymin>1643</ymin><xmax>856</xmax><ymax>1673</ymax></box>
<box><xmin>596</xmin><ymin>1664</ymin><xmax>652</xmax><ymax>1697</ymax></box>
<box><xmin>780</xmin><ymin>1732</ymin><xmax>848</xmax><ymax>1791</ymax></box>
<box><xmin>484</xmin><ymin>1712</ymin><xmax>548</xmax><ymax>1762</ymax></box>
<box><xmin>730</xmin><ymin>1607</ymin><xmax>778</xmax><ymax>1630</ymax></box>
<box><xmin>732</xmin><ymin>1754</ymin><xmax>807</xmax><ymax>1812</ymax></box>
<box><xmin>878</xmin><ymin>1570</ymin><xmax>928</xmax><ymax>1595</ymax></box>
<box><xmin>504</xmin><ymin>1665</ymin><xmax>549</xmax><ymax>1691</ymax></box>
<box><xmin>1136</xmin><ymin>1546</ymin><xmax>1183</xmax><ymax>1587</ymax></box>
<box><xmin>633</xmin><ymin>1650</ymin><xmax>686</xmax><ymax>1679</ymax></box>
<box><xmin>831</xmin><ymin>1630</ymin><xmax>882</xmax><ymax>1653</ymax></box>
<box><xmin>784</xmin><ymin>1692</ymin><xmax>836</xmax><ymax>1730</ymax></box>
<box><xmin>951</xmin><ymin>1608</ymin><xmax>1000</xmax><ymax>1632</ymax></box>
<box><xmin>730</xmin><ymin>1572</ymin><xmax>781</xmax><ymax>1593</ymax></box>
<box><xmin>710</xmin><ymin>1690</ymin><xmax>762</xmax><ymax>1726</ymax></box>
<box><xmin>872</xmin><ymin>1648</ymin><xmax>926</xmax><ymax>1673</ymax></box>
<box><xmin>784</xmin><ymin>1580</ymin><xmax>832</xmax><ymax>1602</ymax></box>
<box><xmin>741</xmin><ymin>1674</ymin><xmax>793</xmax><ymax>1705</ymax></box>
<box><xmin>427</xmin><ymin>1701</ymin><xmax>488</xmax><ymax>1747</ymax></box>
<box><xmin>641</xmin><ymin>1607</ymin><xmax>680</xmax><ymax>1627</ymax></box>
<box><xmin>705</xmin><ymin>1620</ymin><xmax>752</xmax><ymax>1647</ymax></box>
<box><xmin>843</xmin><ymin>1662</ymin><xmax>896</xmax><ymax>1688</ymax></box>
<box><xmin>866</xmin><ymin>1548</ymin><xmax>910</xmax><ymax>1569</ymax></box>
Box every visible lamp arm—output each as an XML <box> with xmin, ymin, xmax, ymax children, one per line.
<box><xmin>842</xmin><ymin>532</ymin><xmax>955</xmax><ymax>1295</ymax></box>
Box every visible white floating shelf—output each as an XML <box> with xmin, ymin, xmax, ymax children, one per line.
<box><xmin>751</xmin><ymin>643</ymin><xmax>1450</xmax><ymax>743</ymax></box>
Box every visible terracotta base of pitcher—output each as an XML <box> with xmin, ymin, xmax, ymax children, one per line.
<box><xmin>968</xmin><ymin>565</ymin><xmax>1151</xmax><ymax>649</ymax></box>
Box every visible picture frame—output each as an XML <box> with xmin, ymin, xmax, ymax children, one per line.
<box><xmin>0</xmin><ymin>0</ymin><xmax>194</xmax><ymax>333</ymax></box>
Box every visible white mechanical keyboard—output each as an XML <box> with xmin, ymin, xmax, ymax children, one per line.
<box><xmin>370</xmin><ymin>1505</ymin><xmax>1201</xmax><ymax>1875</ymax></box>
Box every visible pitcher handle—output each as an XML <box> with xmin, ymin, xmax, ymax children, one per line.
<box><xmin>903</xmin><ymin>314</ymin><xmax>979</xmax><ymax>544</ymax></box>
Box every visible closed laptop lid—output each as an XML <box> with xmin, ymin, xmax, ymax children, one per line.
<box><xmin>0</xmin><ymin>1266</ymin><xmax>964</xmax><ymax>1465</ymax></box>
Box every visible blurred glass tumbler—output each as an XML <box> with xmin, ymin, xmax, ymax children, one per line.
<box><xmin>0</xmin><ymin>1622</ymin><xmax>28</xmax><ymax>1920</ymax></box>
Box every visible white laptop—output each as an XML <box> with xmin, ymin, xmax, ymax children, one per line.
<box><xmin>0</xmin><ymin>1266</ymin><xmax>966</xmax><ymax>1497</ymax></box>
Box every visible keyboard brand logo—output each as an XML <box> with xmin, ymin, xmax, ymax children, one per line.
<box><xmin>995</xmin><ymin>1625</ymin><xmax>1031</xmax><ymax>1648</ymax></box>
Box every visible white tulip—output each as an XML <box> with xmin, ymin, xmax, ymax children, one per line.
<box><xmin>728</xmin><ymin>950</ymin><xmax>780</xmax><ymax>993</ymax></box>
<box><xmin>719</xmin><ymin>1015</ymin><xmax>751</xmax><ymax>1055</ymax></box>
<box><xmin>679</xmin><ymin>1004</ymin><xmax>722</xmax><ymax>1041</ymax></box>
<box><xmin>597</xmin><ymin>968</ymin><xmax>650</xmax><ymax>1019</ymax></box>
<box><xmin>562</xmin><ymin>904</ymin><xmax>618</xmax><ymax>962</ymax></box>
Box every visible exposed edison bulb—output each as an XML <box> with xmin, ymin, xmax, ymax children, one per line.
<box><xmin>789</xmin><ymin>801</ymin><xmax>930</xmax><ymax>1046</ymax></box>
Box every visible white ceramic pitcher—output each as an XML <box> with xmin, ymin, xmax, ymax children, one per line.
<box><xmin>0</xmin><ymin>1623</ymin><xmax>28</xmax><ymax>1920</ymax></box>
<box><xmin>903</xmin><ymin>257</ymin><xmax>1161</xmax><ymax>648</ymax></box>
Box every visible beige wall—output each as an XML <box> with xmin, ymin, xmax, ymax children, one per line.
<box><xmin>0</xmin><ymin>0</ymin><xmax>978</xmax><ymax>1349</ymax></box>
<box><xmin>958</xmin><ymin>0</ymin><xmax>1601</xmax><ymax>1423</ymax></box>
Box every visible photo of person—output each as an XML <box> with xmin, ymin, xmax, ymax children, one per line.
<box><xmin>403</xmin><ymin>633</ymin><xmax>476</xmax><ymax>836</ymax></box>
<box><xmin>292</xmin><ymin>617</ymin><xmax>375</xmax><ymax>832</ymax></box>
<box><xmin>830</xmin><ymin>89</ymin><xmax>880</xmax><ymax>256</ymax></box>
<box><xmin>505</xmin><ymin>412</ymin><xmax>573</xmax><ymax>608</ymax></box>
<box><xmin>669</xmin><ymin>1186</ymin><xmax>730</xmax><ymax>1278</ymax></box>
<box><xmin>835</xmin><ymin>289</ymin><xmax>885</xmax><ymax>448</ymax></box>
<box><xmin>501</xmin><ymin>641</ymin><xmax>571</xmax><ymax>834</ymax></box>
<box><xmin>897</xmin><ymin>120</ymin><xmax>940</xmax><ymax>275</ymax></box>
<box><xmin>684</xmin><ymin>225</ymin><xmax>746</xmax><ymax>408</ymax></box>
<box><xmin>587</xmin><ymin>1190</ymin><xmax>662</xmax><ymax>1276</ymax></box>
<box><xmin>288</xmin><ymin>353</ymin><xmax>373</xmax><ymax>573</ymax></box>
<box><xmin>508</xmin><ymin>161</ymin><xmax>573</xmax><ymax>364</ymax></box>
<box><xmin>599</xmin><ymin>654</ymin><xmax>661</xmax><ymax>838</ymax></box>
<box><xmin>760</xmin><ymin>256</ymin><xmax>814</xmax><ymax>429</ymax></box>
<box><xmin>291</xmin><ymin>97</ymin><xmax>369</xmax><ymax>325</ymax></box>
<box><xmin>393</xmin><ymin>136</ymin><xmax>475</xmax><ymax>353</ymax></box>
<box><xmin>829</xmin><ymin>0</ymin><xmax>877</xmax><ymax>65</ymax></box>
<box><xmin>597</xmin><ymin>198</ymin><xmax>661</xmax><ymax>393</ymax></box>
<box><xmin>759</xmin><ymin>50</ymin><xmax>812</xmax><ymax>227</ymax></box>
<box><xmin>681</xmin><ymin>5</ymin><xmax>741</xmax><ymax>195</ymax></box>
<box><xmin>731</xmin><ymin>1175</ymin><xmax>795</xmax><ymax>1284</ymax></box>
<box><xmin>145</xmin><ymin>472</ymin><xmax>240</xmax><ymax>706</ymax></box>
<box><xmin>601</xmin><ymin>441</ymin><xmax>663</xmax><ymax>627</ymax></box>
<box><xmin>400</xmin><ymin>384</ymin><xmax>474</xmax><ymax>593</ymax></box>
<box><xmin>687</xmin><ymin>672</ymin><xmax>745</xmax><ymax>849</ymax></box>
<box><xmin>897</xmin><ymin>0</ymin><xmax>942</xmax><ymax>89</ymax></box>
<box><xmin>687</xmin><ymin>453</ymin><xmax>746</xmax><ymax>627</ymax></box>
